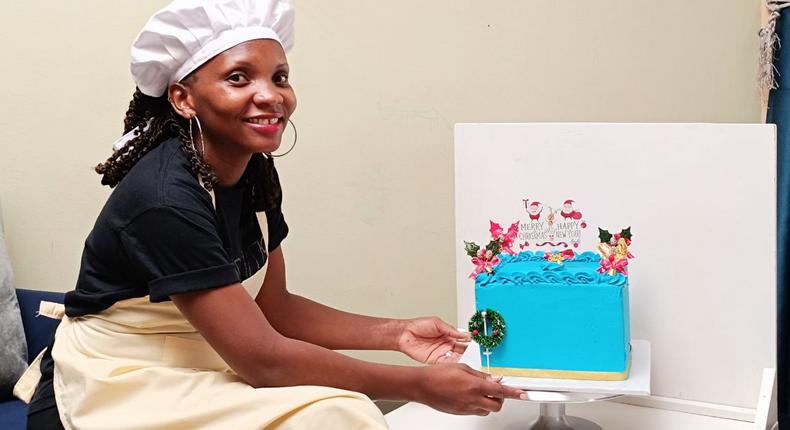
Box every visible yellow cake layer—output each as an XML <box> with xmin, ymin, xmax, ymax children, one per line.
<box><xmin>488</xmin><ymin>359</ymin><xmax>631</xmax><ymax>381</ymax></box>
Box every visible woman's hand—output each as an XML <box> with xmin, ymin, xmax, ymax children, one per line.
<box><xmin>397</xmin><ymin>317</ymin><xmax>471</xmax><ymax>364</ymax></box>
<box><xmin>414</xmin><ymin>363</ymin><xmax>525</xmax><ymax>416</ymax></box>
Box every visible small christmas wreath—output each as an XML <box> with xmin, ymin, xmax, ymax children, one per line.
<box><xmin>468</xmin><ymin>309</ymin><xmax>506</xmax><ymax>350</ymax></box>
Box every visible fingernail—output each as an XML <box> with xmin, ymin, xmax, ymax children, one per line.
<box><xmin>519</xmin><ymin>393</ymin><xmax>529</xmax><ymax>400</ymax></box>
<box><xmin>488</xmin><ymin>374</ymin><xmax>503</xmax><ymax>382</ymax></box>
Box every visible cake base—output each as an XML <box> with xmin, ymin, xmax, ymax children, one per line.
<box><xmin>487</xmin><ymin>359</ymin><xmax>631</xmax><ymax>381</ymax></box>
<box><xmin>462</xmin><ymin>340</ymin><xmax>651</xmax><ymax>396</ymax></box>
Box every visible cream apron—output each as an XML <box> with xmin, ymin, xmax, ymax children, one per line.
<box><xmin>15</xmin><ymin>193</ymin><xmax>388</xmax><ymax>430</ymax></box>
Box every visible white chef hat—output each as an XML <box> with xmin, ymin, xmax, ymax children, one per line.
<box><xmin>130</xmin><ymin>0</ymin><xmax>295</xmax><ymax>97</ymax></box>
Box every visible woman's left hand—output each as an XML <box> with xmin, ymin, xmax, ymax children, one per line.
<box><xmin>397</xmin><ymin>317</ymin><xmax>471</xmax><ymax>364</ymax></box>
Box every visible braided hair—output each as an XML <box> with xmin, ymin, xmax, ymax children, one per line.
<box><xmin>95</xmin><ymin>88</ymin><xmax>219</xmax><ymax>191</ymax></box>
<box><xmin>95</xmin><ymin>88</ymin><xmax>283</xmax><ymax>210</ymax></box>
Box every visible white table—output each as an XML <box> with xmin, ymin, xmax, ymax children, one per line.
<box><xmin>385</xmin><ymin>400</ymin><xmax>753</xmax><ymax>430</ymax></box>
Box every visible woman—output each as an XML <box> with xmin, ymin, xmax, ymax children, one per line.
<box><xmin>24</xmin><ymin>1</ymin><xmax>525</xmax><ymax>428</ymax></box>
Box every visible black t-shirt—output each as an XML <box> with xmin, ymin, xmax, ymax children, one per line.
<box><xmin>29</xmin><ymin>138</ymin><xmax>288</xmax><ymax>418</ymax></box>
<box><xmin>64</xmin><ymin>137</ymin><xmax>288</xmax><ymax>317</ymax></box>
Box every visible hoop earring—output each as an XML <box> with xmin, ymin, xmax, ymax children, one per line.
<box><xmin>271</xmin><ymin>119</ymin><xmax>297</xmax><ymax>158</ymax></box>
<box><xmin>189</xmin><ymin>115</ymin><xmax>206</xmax><ymax>156</ymax></box>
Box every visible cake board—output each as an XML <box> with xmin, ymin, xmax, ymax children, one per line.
<box><xmin>460</xmin><ymin>339</ymin><xmax>651</xmax><ymax>430</ymax></box>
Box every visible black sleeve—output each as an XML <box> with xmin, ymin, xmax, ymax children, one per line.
<box><xmin>120</xmin><ymin>206</ymin><xmax>240</xmax><ymax>302</ymax></box>
<box><xmin>264</xmin><ymin>206</ymin><xmax>289</xmax><ymax>252</ymax></box>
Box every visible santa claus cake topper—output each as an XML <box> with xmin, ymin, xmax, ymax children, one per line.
<box><xmin>560</xmin><ymin>200</ymin><xmax>583</xmax><ymax>220</ymax></box>
<box><xmin>523</xmin><ymin>200</ymin><xmax>543</xmax><ymax>222</ymax></box>
<box><xmin>464</xmin><ymin>199</ymin><xmax>635</xmax><ymax>281</ymax></box>
<box><xmin>519</xmin><ymin>198</ymin><xmax>588</xmax><ymax>249</ymax></box>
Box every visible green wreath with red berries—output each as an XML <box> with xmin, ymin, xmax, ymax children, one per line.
<box><xmin>468</xmin><ymin>309</ymin><xmax>506</xmax><ymax>350</ymax></box>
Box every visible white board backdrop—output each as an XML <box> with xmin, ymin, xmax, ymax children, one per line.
<box><xmin>454</xmin><ymin>123</ymin><xmax>776</xmax><ymax>409</ymax></box>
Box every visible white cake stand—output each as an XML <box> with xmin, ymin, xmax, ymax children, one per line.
<box><xmin>460</xmin><ymin>340</ymin><xmax>651</xmax><ymax>430</ymax></box>
<box><xmin>503</xmin><ymin>391</ymin><xmax>621</xmax><ymax>430</ymax></box>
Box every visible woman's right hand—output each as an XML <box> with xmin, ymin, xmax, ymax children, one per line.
<box><xmin>414</xmin><ymin>363</ymin><xmax>526</xmax><ymax>416</ymax></box>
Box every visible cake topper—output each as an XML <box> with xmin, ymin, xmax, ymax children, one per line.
<box><xmin>544</xmin><ymin>249</ymin><xmax>576</xmax><ymax>264</ymax></box>
<box><xmin>464</xmin><ymin>220</ymin><xmax>519</xmax><ymax>279</ymax></box>
<box><xmin>489</xmin><ymin>220</ymin><xmax>519</xmax><ymax>256</ymax></box>
<box><xmin>519</xmin><ymin>198</ymin><xmax>588</xmax><ymax>249</ymax></box>
<box><xmin>597</xmin><ymin>227</ymin><xmax>634</xmax><ymax>276</ymax></box>
<box><xmin>468</xmin><ymin>309</ymin><xmax>506</xmax><ymax>374</ymax></box>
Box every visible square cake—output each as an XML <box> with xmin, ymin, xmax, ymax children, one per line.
<box><xmin>465</xmin><ymin>223</ymin><xmax>633</xmax><ymax>381</ymax></box>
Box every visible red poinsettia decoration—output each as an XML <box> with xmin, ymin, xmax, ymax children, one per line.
<box><xmin>597</xmin><ymin>227</ymin><xmax>634</xmax><ymax>276</ymax></box>
<box><xmin>598</xmin><ymin>253</ymin><xmax>629</xmax><ymax>275</ymax></box>
<box><xmin>468</xmin><ymin>248</ymin><xmax>501</xmax><ymax>279</ymax></box>
<box><xmin>489</xmin><ymin>220</ymin><xmax>519</xmax><ymax>256</ymax></box>
<box><xmin>465</xmin><ymin>220</ymin><xmax>520</xmax><ymax>279</ymax></box>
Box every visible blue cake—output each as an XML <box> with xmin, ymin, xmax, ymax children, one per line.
<box><xmin>472</xmin><ymin>250</ymin><xmax>631</xmax><ymax>380</ymax></box>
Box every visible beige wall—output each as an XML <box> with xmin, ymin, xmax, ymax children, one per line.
<box><xmin>0</xmin><ymin>1</ymin><xmax>762</xmax><ymax>364</ymax></box>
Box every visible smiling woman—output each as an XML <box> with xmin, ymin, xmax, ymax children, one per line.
<box><xmin>168</xmin><ymin>40</ymin><xmax>297</xmax><ymax>182</ymax></box>
<box><xmin>18</xmin><ymin>1</ymin><xmax>525</xmax><ymax>429</ymax></box>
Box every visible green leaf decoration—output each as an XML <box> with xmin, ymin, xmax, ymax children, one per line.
<box><xmin>468</xmin><ymin>309</ymin><xmax>506</xmax><ymax>350</ymax></box>
<box><xmin>598</xmin><ymin>228</ymin><xmax>612</xmax><ymax>243</ymax></box>
<box><xmin>620</xmin><ymin>227</ymin><xmax>633</xmax><ymax>240</ymax></box>
<box><xmin>464</xmin><ymin>241</ymin><xmax>480</xmax><ymax>258</ymax></box>
<box><xmin>485</xmin><ymin>239</ymin><xmax>501</xmax><ymax>255</ymax></box>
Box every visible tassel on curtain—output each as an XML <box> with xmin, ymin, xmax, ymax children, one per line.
<box><xmin>761</xmin><ymin>0</ymin><xmax>790</xmax><ymax>92</ymax></box>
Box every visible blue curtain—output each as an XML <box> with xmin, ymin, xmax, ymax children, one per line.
<box><xmin>767</xmin><ymin>8</ymin><xmax>790</xmax><ymax>427</ymax></box>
